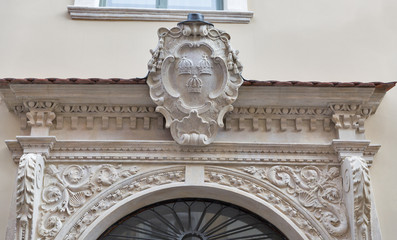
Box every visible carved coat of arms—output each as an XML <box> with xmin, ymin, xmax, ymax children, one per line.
<box><xmin>147</xmin><ymin>13</ymin><xmax>243</xmax><ymax>145</ymax></box>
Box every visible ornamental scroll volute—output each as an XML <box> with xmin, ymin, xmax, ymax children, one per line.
<box><xmin>147</xmin><ymin>13</ymin><xmax>243</xmax><ymax>145</ymax></box>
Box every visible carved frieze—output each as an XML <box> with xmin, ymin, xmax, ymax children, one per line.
<box><xmin>225</xmin><ymin>106</ymin><xmax>333</xmax><ymax>132</ymax></box>
<box><xmin>147</xmin><ymin>14</ymin><xmax>243</xmax><ymax>145</ymax></box>
<box><xmin>11</xmin><ymin>102</ymin><xmax>378</xmax><ymax>136</ymax></box>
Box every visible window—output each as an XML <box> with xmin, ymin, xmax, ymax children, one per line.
<box><xmin>101</xmin><ymin>0</ymin><xmax>224</xmax><ymax>10</ymax></box>
<box><xmin>98</xmin><ymin>199</ymin><xmax>287</xmax><ymax>240</ymax></box>
<box><xmin>68</xmin><ymin>0</ymin><xmax>253</xmax><ymax>24</ymax></box>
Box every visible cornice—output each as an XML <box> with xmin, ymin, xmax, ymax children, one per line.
<box><xmin>1</xmin><ymin>78</ymin><xmax>395</xmax><ymax>90</ymax></box>
<box><xmin>5</xmin><ymin>139</ymin><xmax>379</xmax><ymax>166</ymax></box>
<box><xmin>0</xmin><ymin>83</ymin><xmax>388</xmax><ymax>111</ymax></box>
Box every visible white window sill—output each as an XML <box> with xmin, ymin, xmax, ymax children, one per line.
<box><xmin>67</xmin><ymin>6</ymin><xmax>253</xmax><ymax>24</ymax></box>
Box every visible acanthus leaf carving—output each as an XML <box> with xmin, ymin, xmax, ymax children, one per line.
<box><xmin>343</xmin><ymin>156</ymin><xmax>371</xmax><ymax>240</ymax></box>
<box><xmin>147</xmin><ymin>15</ymin><xmax>243</xmax><ymax>145</ymax></box>
<box><xmin>16</xmin><ymin>153</ymin><xmax>45</xmax><ymax>240</ymax></box>
<box><xmin>24</xmin><ymin>101</ymin><xmax>57</xmax><ymax>128</ymax></box>
<box><xmin>329</xmin><ymin>103</ymin><xmax>371</xmax><ymax>134</ymax></box>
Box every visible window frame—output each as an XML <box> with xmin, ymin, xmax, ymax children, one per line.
<box><xmin>100</xmin><ymin>0</ymin><xmax>224</xmax><ymax>10</ymax></box>
<box><xmin>68</xmin><ymin>0</ymin><xmax>253</xmax><ymax>24</ymax></box>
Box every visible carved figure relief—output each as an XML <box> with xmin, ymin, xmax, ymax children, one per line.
<box><xmin>147</xmin><ymin>14</ymin><xmax>243</xmax><ymax>145</ymax></box>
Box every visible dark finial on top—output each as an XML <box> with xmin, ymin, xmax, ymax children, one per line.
<box><xmin>178</xmin><ymin>13</ymin><xmax>214</xmax><ymax>26</ymax></box>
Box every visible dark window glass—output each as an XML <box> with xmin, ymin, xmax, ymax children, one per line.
<box><xmin>98</xmin><ymin>198</ymin><xmax>288</xmax><ymax>240</ymax></box>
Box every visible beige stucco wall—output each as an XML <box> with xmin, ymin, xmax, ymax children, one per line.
<box><xmin>0</xmin><ymin>0</ymin><xmax>396</xmax><ymax>239</ymax></box>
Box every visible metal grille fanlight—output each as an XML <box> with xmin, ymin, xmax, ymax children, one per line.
<box><xmin>99</xmin><ymin>199</ymin><xmax>288</xmax><ymax>240</ymax></box>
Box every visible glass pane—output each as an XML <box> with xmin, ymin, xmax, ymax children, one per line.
<box><xmin>98</xmin><ymin>199</ymin><xmax>288</xmax><ymax>240</ymax></box>
<box><xmin>168</xmin><ymin>0</ymin><xmax>221</xmax><ymax>10</ymax></box>
<box><xmin>106</xmin><ymin>0</ymin><xmax>156</xmax><ymax>8</ymax></box>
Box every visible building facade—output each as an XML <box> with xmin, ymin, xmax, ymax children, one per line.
<box><xmin>1</xmin><ymin>1</ymin><xmax>397</xmax><ymax>239</ymax></box>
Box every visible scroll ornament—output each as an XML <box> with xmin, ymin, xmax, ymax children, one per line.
<box><xmin>147</xmin><ymin>14</ymin><xmax>243</xmax><ymax>145</ymax></box>
<box><xmin>243</xmin><ymin>165</ymin><xmax>349</xmax><ymax>238</ymax></box>
<box><xmin>38</xmin><ymin>164</ymin><xmax>140</xmax><ymax>239</ymax></box>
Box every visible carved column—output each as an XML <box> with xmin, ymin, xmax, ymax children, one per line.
<box><xmin>333</xmin><ymin>140</ymin><xmax>372</xmax><ymax>240</ymax></box>
<box><xmin>15</xmin><ymin>137</ymin><xmax>56</xmax><ymax>240</ymax></box>
<box><xmin>24</xmin><ymin>101</ymin><xmax>57</xmax><ymax>136</ymax></box>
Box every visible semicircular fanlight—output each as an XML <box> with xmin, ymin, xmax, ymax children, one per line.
<box><xmin>98</xmin><ymin>198</ymin><xmax>288</xmax><ymax>240</ymax></box>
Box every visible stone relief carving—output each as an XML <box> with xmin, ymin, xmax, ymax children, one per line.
<box><xmin>16</xmin><ymin>153</ymin><xmax>45</xmax><ymax>240</ymax></box>
<box><xmin>147</xmin><ymin>15</ymin><xmax>243</xmax><ymax>145</ymax></box>
<box><xmin>24</xmin><ymin>101</ymin><xmax>57</xmax><ymax>129</ymax></box>
<box><xmin>330</xmin><ymin>104</ymin><xmax>374</xmax><ymax>134</ymax></box>
<box><xmin>342</xmin><ymin>156</ymin><xmax>371</xmax><ymax>240</ymax></box>
<box><xmin>63</xmin><ymin>167</ymin><xmax>185</xmax><ymax>240</ymax></box>
<box><xmin>11</xmin><ymin>102</ymin><xmax>378</xmax><ymax>135</ymax></box>
<box><xmin>38</xmin><ymin>164</ymin><xmax>140</xmax><ymax>239</ymax></box>
<box><xmin>239</xmin><ymin>165</ymin><xmax>351</xmax><ymax>239</ymax></box>
<box><xmin>204</xmin><ymin>166</ymin><xmax>324</xmax><ymax>240</ymax></box>
<box><xmin>225</xmin><ymin>106</ymin><xmax>333</xmax><ymax>132</ymax></box>
<box><xmin>242</xmin><ymin>165</ymin><xmax>349</xmax><ymax>239</ymax></box>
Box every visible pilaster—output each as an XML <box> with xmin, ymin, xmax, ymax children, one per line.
<box><xmin>14</xmin><ymin>136</ymin><xmax>56</xmax><ymax>240</ymax></box>
<box><xmin>333</xmin><ymin>140</ymin><xmax>374</xmax><ymax>240</ymax></box>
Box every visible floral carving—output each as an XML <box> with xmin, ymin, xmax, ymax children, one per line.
<box><xmin>38</xmin><ymin>214</ymin><xmax>63</xmax><ymax>240</ymax></box>
<box><xmin>242</xmin><ymin>165</ymin><xmax>349</xmax><ymax>239</ymax></box>
<box><xmin>41</xmin><ymin>165</ymin><xmax>93</xmax><ymax>215</ymax></box>
<box><xmin>93</xmin><ymin>164</ymin><xmax>140</xmax><ymax>191</ymax></box>
<box><xmin>38</xmin><ymin>164</ymin><xmax>140</xmax><ymax>239</ymax></box>
<box><xmin>205</xmin><ymin>167</ymin><xmax>323</xmax><ymax>240</ymax></box>
<box><xmin>63</xmin><ymin>167</ymin><xmax>185</xmax><ymax>240</ymax></box>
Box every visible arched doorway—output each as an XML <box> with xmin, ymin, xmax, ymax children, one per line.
<box><xmin>98</xmin><ymin>198</ymin><xmax>288</xmax><ymax>240</ymax></box>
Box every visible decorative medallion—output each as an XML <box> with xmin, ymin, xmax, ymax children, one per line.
<box><xmin>147</xmin><ymin>13</ymin><xmax>243</xmax><ymax>145</ymax></box>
